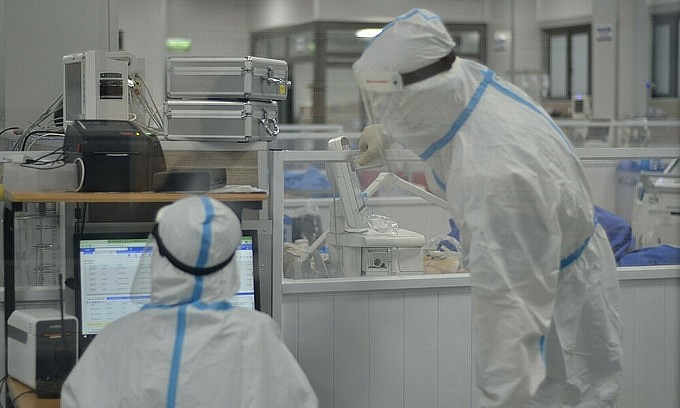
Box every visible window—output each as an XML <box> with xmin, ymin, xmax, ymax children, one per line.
<box><xmin>651</xmin><ymin>12</ymin><xmax>679</xmax><ymax>97</ymax></box>
<box><xmin>251</xmin><ymin>22</ymin><xmax>486</xmax><ymax>129</ymax></box>
<box><xmin>544</xmin><ymin>25</ymin><xmax>591</xmax><ymax>99</ymax></box>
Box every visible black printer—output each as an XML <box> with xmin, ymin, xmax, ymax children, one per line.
<box><xmin>64</xmin><ymin>120</ymin><xmax>166</xmax><ymax>192</ymax></box>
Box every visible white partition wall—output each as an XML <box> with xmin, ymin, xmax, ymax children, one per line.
<box><xmin>282</xmin><ymin>272</ymin><xmax>679</xmax><ymax>408</ymax></box>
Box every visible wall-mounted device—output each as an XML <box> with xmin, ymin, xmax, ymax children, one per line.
<box><xmin>570</xmin><ymin>93</ymin><xmax>591</xmax><ymax>119</ymax></box>
<box><xmin>8</xmin><ymin>308</ymin><xmax>78</xmax><ymax>397</ymax></box>
<box><xmin>63</xmin><ymin>50</ymin><xmax>135</xmax><ymax>124</ymax></box>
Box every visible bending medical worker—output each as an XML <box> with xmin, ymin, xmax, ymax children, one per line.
<box><xmin>61</xmin><ymin>196</ymin><xmax>318</xmax><ymax>408</ymax></box>
<box><xmin>354</xmin><ymin>9</ymin><xmax>622</xmax><ymax>408</ymax></box>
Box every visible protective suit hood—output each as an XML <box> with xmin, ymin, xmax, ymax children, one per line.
<box><xmin>357</xmin><ymin>8</ymin><xmax>454</xmax><ymax>74</ymax></box>
<box><xmin>148</xmin><ymin>195</ymin><xmax>242</xmax><ymax>305</ymax></box>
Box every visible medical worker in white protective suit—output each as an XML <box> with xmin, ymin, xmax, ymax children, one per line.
<box><xmin>354</xmin><ymin>9</ymin><xmax>622</xmax><ymax>408</ymax></box>
<box><xmin>61</xmin><ymin>196</ymin><xmax>318</xmax><ymax>408</ymax></box>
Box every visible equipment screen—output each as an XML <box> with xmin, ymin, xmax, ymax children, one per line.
<box><xmin>231</xmin><ymin>235</ymin><xmax>257</xmax><ymax>309</ymax></box>
<box><xmin>75</xmin><ymin>231</ymin><xmax>258</xmax><ymax>351</ymax></box>
<box><xmin>76</xmin><ymin>234</ymin><xmax>152</xmax><ymax>337</ymax></box>
<box><xmin>64</xmin><ymin>61</ymin><xmax>83</xmax><ymax>122</ymax></box>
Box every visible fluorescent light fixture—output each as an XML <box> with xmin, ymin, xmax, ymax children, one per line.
<box><xmin>165</xmin><ymin>38</ymin><xmax>192</xmax><ymax>51</ymax></box>
<box><xmin>355</xmin><ymin>28</ymin><xmax>382</xmax><ymax>38</ymax></box>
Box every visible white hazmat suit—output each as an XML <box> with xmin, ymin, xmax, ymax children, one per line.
<box><xmin>353</xmin><ymin>9</ymin><xmax>623</xmax><ymax>408</ymax></box>
<box><xmin>61</xmin><ymin>196</ymin><xmax>318</xmax><ymax>408</ymax></box>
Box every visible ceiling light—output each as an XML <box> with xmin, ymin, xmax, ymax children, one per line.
<box><xmin>355</xmin><ymin>28</ymin><xmax>382</xmax><ymax>38</ymax></box>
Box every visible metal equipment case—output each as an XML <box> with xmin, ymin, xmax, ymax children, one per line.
<box><xmin>166</xmin><ymin>56</ymin><xmax>290</xmax><ymax>101</ymax></box>
<box><xmin>164</xmin><ymin>100</ymin><xmax>279</xmax><ymax>142</ymax></box>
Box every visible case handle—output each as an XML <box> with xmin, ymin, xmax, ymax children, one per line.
<box><xmin>259</xmin><ymin>116</ymin><xmax>279</xmax><ymax>139</ymax></box>
<box><xmin>262</xmin><ymin>67</ymin><xmax>292</xmax><ymax>88</ymax></box>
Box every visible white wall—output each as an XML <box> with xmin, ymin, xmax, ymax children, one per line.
<box><xmin>118</xmin><ymin>0</ymin><xmax>252</xmax><ymax>110</ymax></box>
<box><xmin>3</xmin><ymin>0</ymin><xmax>116</xmax><ymax>127</ymax></box>
<box><xmin>316</xmin><ymin>0</ymin><xmax>485</xmax><ymax>23</ymax></box>
<box><xmin>249</xmin><ymin>0</ymin><xmax>486</xmax><ymax>31</ymax></box>
<box><xmin>119</xmin><ymin>0</ymin><xmax>167</xmax><ymax>115</ymax></box>
<box><xmin>249</xmin><ymin>0</ymin><xmax>316</xmax><ymax>31</ymax></box>
<box><xmin>592</xmin><ymin>0</ymin><xmax>619</xmax><ymax>119</ymax></box>
<box><xmin>537</xmin><ymin>0</ymin><xmax>592</xmax><ymax>25</ymax></box>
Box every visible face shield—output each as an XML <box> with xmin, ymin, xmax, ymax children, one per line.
<box><xmin>353</xmin><ymin>9</ymin><xmax>459</xmax><ymax>144</ymax></box>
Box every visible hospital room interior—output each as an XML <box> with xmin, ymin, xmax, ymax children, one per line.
<box><xmin>0</xmin><ymin>0</ymin><xmax>678</xmax><ymax>407</ymax></box>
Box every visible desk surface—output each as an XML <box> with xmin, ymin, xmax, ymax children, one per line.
<box><xmin>7</xmin><ymin>378</ymin><xmax>59</xmax><ymax>408</ymax></box>
<box><xmin>4</xmin><ymin>190</ymin><xmax>267</xmax><ymax>203</ymax></box>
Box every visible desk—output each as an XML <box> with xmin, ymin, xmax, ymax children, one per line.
<box><xmin>6</xmin><ymin>378</ymin><xmax>59</xmax><ymax>408</ymax></box>
<box><xmin>3</xmin><ymin>190</ymin><xmax>267</xmax><ymax>204</ymax></box>
<box><xmin>3</xmin><ymin>190</ymin><xmax>269</xmax><ymax>382</ymax></box>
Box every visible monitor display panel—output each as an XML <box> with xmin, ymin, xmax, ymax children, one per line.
<box><xmin>74</xmin><ymin>230</ymin><xmax>258</xmax><ymax>353</ymax></box>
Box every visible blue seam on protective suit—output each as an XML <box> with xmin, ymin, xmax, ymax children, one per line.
<box><xmin>539</xmin><ymin>335</ymin><xmax>546</xmax><ymax>363</ymax></box>
<box><xmin>420</xmin><ymin>70</ymin><xmax>494</xmax><ymax>162</ymax></box>
<box><xmin>432</xmin><ymin>170</ymin><xmax>447</xmax><ymax>192</ymax></box>
<box><xmin>419</xmin><ymin>69</ymin><xmax>573</xmax><ymax>192</ymax></box>
<box><xmin>142</xmin><ymin>301</ymin><xmax>233</xmax><ymax>311</ymax></box>
<box><xmin>197</xmin><ymin>196</ymin><xmax>214</xmax><ymax>268</ymax></box>
<box><xmin>370</xmin><ymin>9</ymin><xmax>441</xmax><ymax>45</ymax></box>
<box><xmin>560</xmin><ymin>215</ymin><xmax>599</xmax><ymax>270</ymax></box>
<box><xmin>188</xmin><ymin>197</ymin><xmax>215</xmax><ymax>303</ymax></box>
<box><xmin>488</xmin><ymin>81</ymin><xmax>572</xmax><ymax>150</ymax></box>
<box><xmin>166</xmin><ymin>305</ymin><xmax>187</xmax><ymax>408</ymax></box>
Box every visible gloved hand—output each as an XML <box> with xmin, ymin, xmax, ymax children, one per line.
<box><xmin>357</xmin><ymin>124</ymin><xmax>386</xmax><ymax>166</ymax></box>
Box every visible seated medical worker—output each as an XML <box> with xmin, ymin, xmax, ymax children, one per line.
<box><xmin>61</xmin><ymin>195</ymin><xmax>318</xmax><ymax>408</ymax></box>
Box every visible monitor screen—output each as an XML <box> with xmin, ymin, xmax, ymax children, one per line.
<box><xmin>75</xmin><ymin>231</ymin><xmax>258</xmax><ymax>352</ymax></box>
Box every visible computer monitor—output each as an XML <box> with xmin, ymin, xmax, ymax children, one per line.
<box><xmin>74</xmin><ymin>230</ymin><xmax>258</xmax><ymax>354</ymax></box>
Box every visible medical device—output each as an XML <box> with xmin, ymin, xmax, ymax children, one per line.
<box><xmin>74</xmin><ymin>231</ymin><xmax>259</xmax><ymax>355</ymax></box>
<box><xmin>8</xmin><ymin>308</ymin><xmax>78</xmax><ymax>397</ymax></box>
<box><xmin>325</xmin><ymin>136</ymin><xmax>434</xmax><ymax>276</ymax></box>
<box><xmin>63</xmin><ymin>50</ymin><xmax>136</xmax><ymax>124</ymax></box>
<box><xmin>570</xmin><ymin>93</ymin><xmax>591</xmax><ymax>119</ymax></box>
<box><xmin>631</xmin><ymin>159</ymin><xmax>680</xmax><ymax>247</ymax></box>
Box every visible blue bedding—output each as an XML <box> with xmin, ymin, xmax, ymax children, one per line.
<box><xmin>618</xmin><ymin>245</ymin><xmax>680</xmax><ymax>267</ymax></box>
<box><xmin>448</xmin><ymin>207</ymin><xmax>678</xmax><ymax>266</ymax></box>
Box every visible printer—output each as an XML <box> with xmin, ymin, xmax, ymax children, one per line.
<box><xmin>8</xmin><ymin>308</ymin><xmax>79</xmax><ymax>397</ymax></box>
<box><xmin>64</xmin><ymin>119</ymin><xmax>166</xmax><ymax>192</ymax></box>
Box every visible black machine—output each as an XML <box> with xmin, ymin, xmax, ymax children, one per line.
<box><xmin>64</xmin><ymin>120</ymin><xmax>166</xmax><ymax>192</ymax></box>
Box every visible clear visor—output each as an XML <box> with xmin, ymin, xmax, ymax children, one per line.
<box><xmin>355</xmin><ymin>70</ymin><xmax>403</xmax><ymax>93</ymax></box>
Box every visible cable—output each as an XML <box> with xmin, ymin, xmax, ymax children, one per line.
<box><xmin>12</xmin><ymin>390</ymin><xmax>36</xmax><ymax>405</ymax></box>
<box><xmin>136</xmin><ymin>74</ymin><xmax>164</xmax><ymax>129</ymax></box>
<box><xmin>0</xmin><ymin>127</ymin><xmax>21</xmax><ymax>137</ymax></box>
<box><xmin>25</xmin><ymin>132</ymin><xmax>65</xmax><ymax>151</ymax></box>
<box><xmin>12</xmin><ymin>94</ymin><xmax>64</xmax><ymax>151</ymax></box>
<box><xmin>80</xmin><ymin>203</ymin><xmax>88</xmax><ymax>235</ymax></box>
<box><xmin>0</xmin><ymin>374</ymin><xmax>8</xmax><ymax>408</ymax></box>
<box><xmin>25</xmin><ymin>144</ymin><xmax>68</xmax><ymax>165</ymax></box>
<box><xmin>74</xmin><ymin>157</ymin><xmax>85</xmax><ymax>191</ymax></box>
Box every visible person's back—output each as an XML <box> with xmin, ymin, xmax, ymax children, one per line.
<box><xmin>61</xmin><ymin>196</ymin><xmax>318</xmax><ymax>408</ymax></box>
<box><xmin>353</xmin><ymin>9</ymin><xmax>623</xmax><ymax>407</ymax></box>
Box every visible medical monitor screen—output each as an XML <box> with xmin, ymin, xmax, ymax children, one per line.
<box><xmin>75</xmin><ymin>233</ymin><xmax>152</xmax><ymax>339</ymax></box>
<box><xmin>232</xmin><ymin>234</ymin><xmax>257</xmax><ymax>310</ymax></box>
<box><xmin>75</xmin><ymin>231</ymin><xmax>259</xmax><ymax>349</ymax></box>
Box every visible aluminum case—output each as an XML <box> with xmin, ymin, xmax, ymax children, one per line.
<box><xmin>164</xmin><ymin>100</ymin><xmax>279</xmax><ymax>142</ymax></box>
<box><xmin>166</xmin><ymin>56</ymin><xmax>290</xmax><ymax>101</ymax></box>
